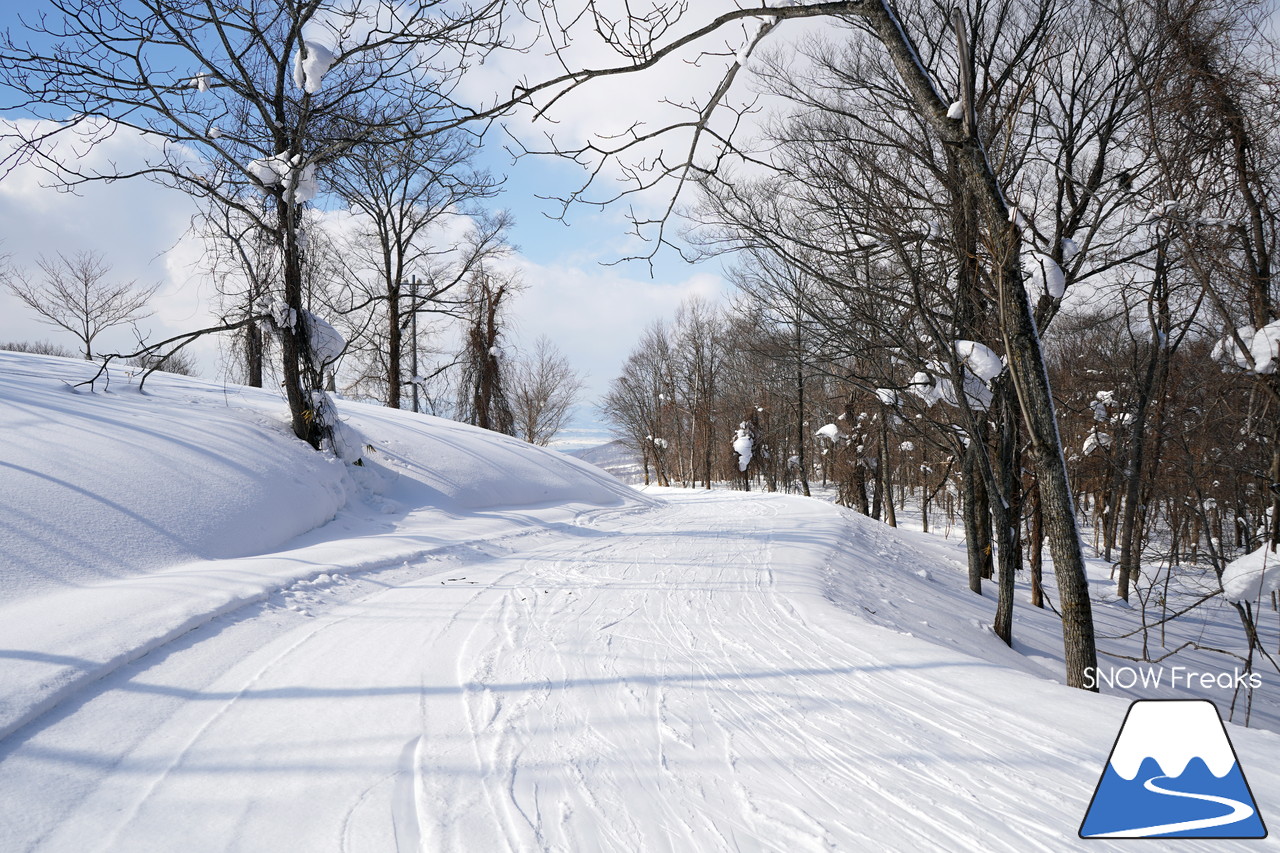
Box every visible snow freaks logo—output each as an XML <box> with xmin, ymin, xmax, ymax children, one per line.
<box><xmin>1083</xmin><ymin>665</ymin><xmax>1262</xmax><ymax>691</ymax></box>
<box><xmin>1079</xmin><ymin>700</ymin><xmax>1267</xmax><ymax>839</ymax></box>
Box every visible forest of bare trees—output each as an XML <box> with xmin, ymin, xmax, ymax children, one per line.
<box><xmin>601</xmin><ymin>0</ymin><xmax>1278</xmax><ymax>688</ymax></box>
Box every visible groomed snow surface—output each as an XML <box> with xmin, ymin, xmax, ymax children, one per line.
<box><xmin>1</xmin><ymin>351</ymin><xmax>1278</xmax><ymax>851</ymax></box>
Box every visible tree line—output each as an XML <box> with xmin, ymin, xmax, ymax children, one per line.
<box><xmin>602</xmin><ymin>0</ymin><xmax>1278</xmax><ymax>688</ymax></box>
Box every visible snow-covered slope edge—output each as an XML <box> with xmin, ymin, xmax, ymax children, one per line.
<box><xmin>0</xmin><ymin>352</ymin><xmax>349</xmax><ymax>599</ymax></box>
<box><xmin>0</xmin><ymin>351</ymin><xmax>652</xmax><ymax>741</ymax></box>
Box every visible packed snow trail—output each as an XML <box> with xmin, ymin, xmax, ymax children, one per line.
<box><xmin>2</xmin><ymin>491</ymin><xmax>1277</xmax><ymax>851</ymax></box>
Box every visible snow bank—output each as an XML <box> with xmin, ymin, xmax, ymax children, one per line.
<box><xmin>1221</xmin><ymin>544</ymin><xmax>1280</xmax><ymax>602</ymax></box>
<box><xmin>0</xmin><ymin>352</ymin><xmax>348</xmax><ymax>602</ymax></box>
<box><xmin>0</xmin><ymin>350</ymin><xmax>649</xmax><ymax>739</ymax></box>
<box><xmin>0</xmin><ymin>354</ymin><xmax>646</xmax><ymax>577</ymax></box>
<box><xmin>344</xmin><ymin>399</ymin><xmax>649</xmax><ymax>512</ymax></box>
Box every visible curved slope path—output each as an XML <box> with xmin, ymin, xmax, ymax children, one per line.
<box><xmin>2</xmin><ymin>491</ymin><xmax>1276</xmax><ymax>852</ymax></box>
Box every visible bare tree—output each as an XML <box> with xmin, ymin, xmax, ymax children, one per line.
<box><xmin>509</xmin><ymin>336</ymin><xmax>586</xmax><ymax>446</ymax></box>
<box><xmin>324</xmin><ymin>126</ymin><xmax>502</xmax><ymax>410</ymax></box>
<box><xmin>457</xmin><ymin>267</ymin><xmax>519</xmax><ymax>435</ymax></box>
<box><xmin>198</xmin><ymin>196</ymin><xmax>280</xmax><ymax>387</ymax></box>
<box><xmin>0</xmin><ymin>340</ymin><xmax>76</xmax><ymax>358</ymax></box>
<box><xmin>1</xmin><ymin>0</ymin><xmax>507</xmax><ymax>449</ymax></box>
<box><xmin>548</xmin><ymin>0</ymin><xmax>1106</xmax><ymax>686</ymax></box>
<box><xmin>728</xmin><ymin>250</ymin><xmax>819</xmax><ymax>497</ymax></box>
<box><xmin>4</xmin><ymin>251</ymin><xmax>157</xmax><ymax>359</ymax></box>
<box><xmin>601</xmin><ymin>321</ymin><xmax>677</xmax><ymax>486</ymax></box>
<box><xmin>126</xmin><ymin>348</ymin><xmax>200</xmax><ymax>376</ymax></box>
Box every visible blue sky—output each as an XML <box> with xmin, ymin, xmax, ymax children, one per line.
<box><xmin>0</xmin><ymin>1</ymin><xmax>742</xmax><ymax>436</ymax></box>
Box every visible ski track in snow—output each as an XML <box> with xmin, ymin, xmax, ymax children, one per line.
<box><xmin>1</xmin><ymin>491</ymin><xmax>1277</xmax><ymax>852</ymax></box>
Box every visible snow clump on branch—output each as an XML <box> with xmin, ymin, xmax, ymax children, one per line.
<box><xmin>909</xmin><ymin>340</ymin><xmax>1004</xmax><ymax>410</ymax></box>
<box><xmin>293</xmin><ymin>40</ymin><xmax>336</xmax><ymax>94</ymax></box>
<box><xmin>304</xmin><ymin>311</ymin><xmax>345</xmax><ymax>370</ymax></box>
<box><xmin>1211</xmin><ymin>321</ymin><xmax>1280</xmax><ymax>374</ymax></box>
<box><xmin>269</xmin><ymin>300</ymin><xmax>296</xmax><ymax>332</ymax></box>
<box><xmin>246</xmin><ymin>153</ymin><xmax>317</xmax><ymax>204</ymax></box>
<box><xmin>733</xmin><ymin>424</ymin><xmax>754</xmax><ymax>471</ymax></box>
<box><xmin>1022</xmin><ymin>252</ymin><xmax>1066</xmax><ymax>299</ymax></box>
<box><xmin>1082</xmin><ymin>428</ymin><xmax>1111</xmax><ymax>456</ymax></box>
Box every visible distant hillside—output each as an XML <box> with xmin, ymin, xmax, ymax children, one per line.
<box><xmin>569</xmin><ymin>439</ymin><xmax>646</xmax><ymax>484</ymax></box>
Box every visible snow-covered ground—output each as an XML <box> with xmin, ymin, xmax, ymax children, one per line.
<box><xmin>1</xmin><ymin>351</ymin><xmax>1278</xmax><ymax>851</ymax></box>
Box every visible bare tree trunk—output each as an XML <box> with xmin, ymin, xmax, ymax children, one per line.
<box><xmin>996</xmin><ymin>251</ymin><xmax>1097</xmax><ymax>686</ymax></box>
<box><xmin>1030</xmin><ymin>478</ymin><xmax>1045</xmax><ymax>608</ymax></box>
<box><xmin>882</xmin><ymin>453</ymin><xmax>897</xmax><ymax>528</ymax></box>
<box><xmin>281</xmin><ymin>216</ymin><xmax>322</xmax><ymax>449</ymax></box>
<box><xmin>993</xmin><ymin>384</ymin><xmax>1022</xmax><ymax>646</ymax></box>
<box><xmin>796</xmin><ymin>341</ymin><xmax>811</xmax><ymax>497</ymax></box>
<box><xmin>246</xmin><ymin>320</ymin><xmax>263</xmax><ymax>388</ymax></box>
<box><xmin>870</xmin><ymin>457</ymin><xmax>884</xmax><ymax>520</ymax></box>
<box><xmin>1270</xmin><ymin>448</ymin><xmax>1280</xmax><ymax>549</ymax></box>
<box><xmin>856</xmin><ymin>0</ymin><xmax>1097</xmax><ymax>686</ymax></box>
<box><xmin>852</xmin><ymin>460</ymin><xmax>870</xmax><ymax>515</ymax></box>
<box><xmin>1117</xmin><ymin>261</ymin><xmax>1170</xmax><ymax>599</ymax></box>
<box><xmin>962</xmin><ymin>446</ymin><xmax>995</xmax><ymax>591</ymax></box>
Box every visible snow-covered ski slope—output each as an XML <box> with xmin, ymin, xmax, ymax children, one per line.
<box><xmin>0</xmin><ymin>351</ymin><xmax>646</xmax><ymax>742</ymax></box>
<box><xmin>1</xmin><ymin>351</ymin><xmax>1277</xmax><ymax>851</ymax></box>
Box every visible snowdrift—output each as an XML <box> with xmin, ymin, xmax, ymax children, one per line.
<box><xmin>0</xmin><ymin>350</ymin><xmax>650</xmax><ymax>739</ymax></box>
<box><xmin>0</xmin><ymin>351</ymin><xmax>641</xmax><ymax>599</ymax></box>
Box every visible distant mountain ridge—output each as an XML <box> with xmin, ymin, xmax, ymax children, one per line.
<box><xmin>568</xmin><ymin>439</ymin><xmax>645</xmax><ymax>485</ymax></box>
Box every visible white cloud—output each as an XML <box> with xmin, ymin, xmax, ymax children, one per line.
<box><xmin>0</xmin><ymin>114</ymin><xmax>735</xmax><ymax>420</ymax></box>
<box><xmin>0</xmin><ymin>122</ymin><xmax>213</xmax><ymax>361</ymax></box>
<box><xmin>461</xmin><ymin>2</ymin><xmax>794</xmax><ymax>223</ymax></box>
<box><xmin>503</xmin><ymin>255</ymin><xmax>730</xmax><ymax>400</ymax></box>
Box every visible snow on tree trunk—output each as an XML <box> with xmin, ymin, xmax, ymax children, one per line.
<box><xmin>733</xmin><ymin>423</ymin><xmax>754</xmax><ymax>472</ymax></box>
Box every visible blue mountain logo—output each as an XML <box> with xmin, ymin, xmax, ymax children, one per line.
<box><xmin>1080</xmin><ymin>699</ymin><xmax>1267</xmax><ymax>839</ymax></box>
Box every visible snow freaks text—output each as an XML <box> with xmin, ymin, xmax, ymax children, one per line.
<box><xmin>1084</xmin><ymin>666</ymin><xmax>1263</xmax><ymax>691</ymax></box>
